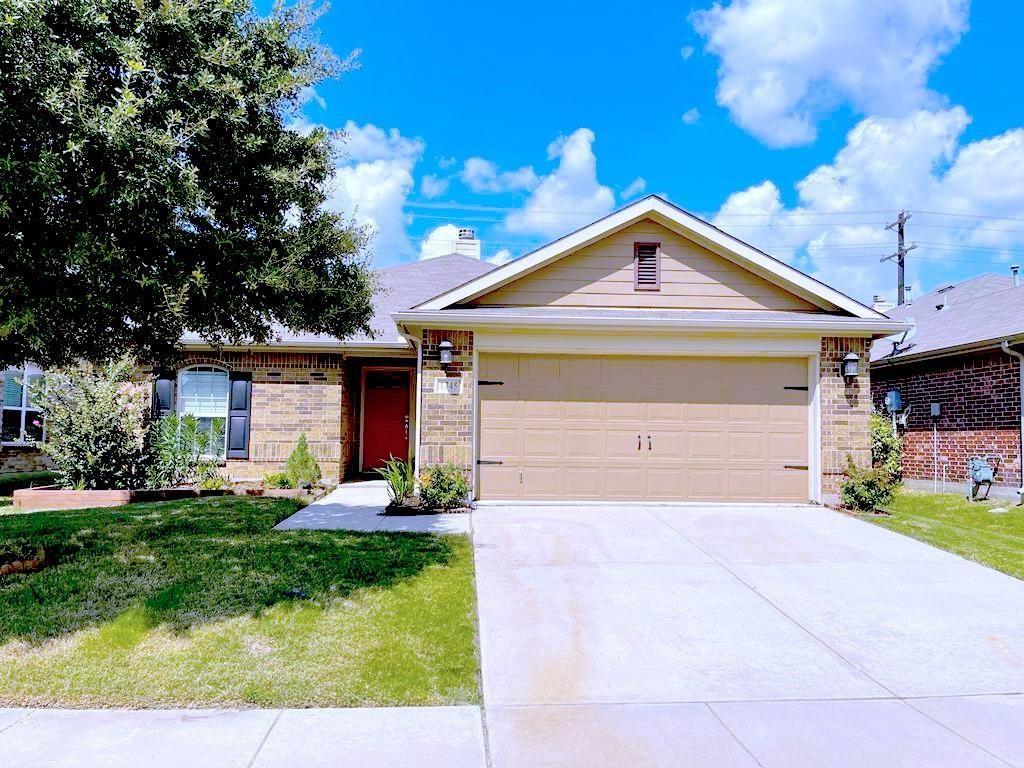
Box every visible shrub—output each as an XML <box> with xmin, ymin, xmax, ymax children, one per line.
<box><xmin>840</xmin><ymin>456</ymin><xmax>897</xmax><ymax>511</ymax></box>
<box><xmin>375</xmin><ymin>456</ymin><xmax>414</xmax><ymax>506</ymax></box>
<box><xmin>283</xmin><ymin>433</ymin><xmax>322</xmax><ymax>487</ymax></box>
<box><xmin>419</xmin><ymin>463</ymin><xmax>469</xmax><ymax>511</ymax></box>
<box><xmin>871</xmin><ymin>412</ymin><xmax>903</xmax><ymax>481</ymax></box>
<box><xmin>147</xmin><ymin>414</ymin><xmax>219</xmax><ymax>488</ymax></box>
<box><xmin>30</xmin><ymin>358</ymin><xmax>151</xmax><ymax>489</ymax></box>
<box><xmin>263</xmin><ymin>472</ymin><xmax>294</xmax><ymax>489</ymax></box>
<box><xmin>0</xmin><ymin>471</ymin><xmax>57</xmax><ymax>496</ymax></box>
<box><xmin>198</xmin><ymin>474</ymin><xmax>233</xmax><ymax>491</ymax></box>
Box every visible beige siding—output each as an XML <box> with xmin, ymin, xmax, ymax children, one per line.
<box><xmin>472</xmin><ymin>219</ymin><xmax>817</xmax><ymax>311</ymax></box>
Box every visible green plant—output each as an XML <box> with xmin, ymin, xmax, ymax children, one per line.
<box><xmin>840</xmin><ymin>456</ymin><xmax>898</xmax><ymax>511</ymax></box>
<box><xmin>146</xmin><ymin>414</ymin><xmax>218</xmax><ymax>488</ymax></box>
<box><xmin>263</xmin><ymin>472</ymin><xmax>294</xmax><ymax>489</ymax></box>
<box><xmin>199</xmin><ymin>474</ymin><xmax>233</xmax><ymax>491</ymax></box>
<box><xmin>419</xmin><ymin>463</ymin><xmax>469</xmax><ymax>511</ymax></box>
<box><xmin>29</xmin><ymin>358</ymin><xmax>151</xmax><ymax>490</ymax></box>
<box><xmin>375</xmin><ymin>457</ymin><xmax>415</xmax><ymax>506</ymax></box>
<box><xmin>871</xmin><ymin>412</ymin><xmax>903</xmax><ymax>481</ymax></box>
<box><xmin>283</xmin><ymin>434</ymin><xmax>322</xmax><ymax>487</ymax></box>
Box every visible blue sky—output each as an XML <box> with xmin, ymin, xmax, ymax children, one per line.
<box><xmin>281</xmin><ymin>0</ymin><xmax>1024</xmax><ymax>302</ymax></box>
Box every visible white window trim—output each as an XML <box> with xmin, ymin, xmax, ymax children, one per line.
<box><xmin>176</xmin><ymin>364</ymin><xmax>230</xmax><ymax>460</ymax></box>
<box><xmin>2</xmin><ymin>363</ymin><xmax>45</xmax><ymax>446</ymax></box>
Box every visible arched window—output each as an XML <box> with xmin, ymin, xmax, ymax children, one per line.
<box><xmin>177</xmin><ymin>365</ymin><xmax>229</xmax><ymax>458</ymax></box>
<box><xmin>1</xmin><ymin>363</ymin><xmax>44</xmax><ymax>444</ymax></box>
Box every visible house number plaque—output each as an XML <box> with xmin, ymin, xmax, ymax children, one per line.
<box><xmin>434</xmin><ymin>378</ymin><xmax>462</xmax><ymax>395</ymax></box>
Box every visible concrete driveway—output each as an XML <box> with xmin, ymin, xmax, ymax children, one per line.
<box><xmin>473</xmin><ymin>504</ymin><xmax>1024</xmax><ymax>767</ymax></box>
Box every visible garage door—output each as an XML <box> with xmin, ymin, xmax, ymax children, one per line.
<box><xmin>477</xmin><ymin>354</ymin><xmax>809</xmax><ymax>502</ymax></box>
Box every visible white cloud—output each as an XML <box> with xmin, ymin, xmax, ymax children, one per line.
<box><xmin>714</xmin><ymin>108</ymin><xmax>1024</xmax><ymax>300</ymax></box>
<box><xmin>460</xmin><ymin>157</ymin><xmax>538</xmax><ymax>193</ymax></box>
<box><xmin>321</xmin><ymin>121</ymin><xmax>424</xmax><ymax>262</ymax></box>
<box><xmin>621</xmin><ymin>177</ymin><xmax>647</xmax><ymax>199</ymax></box>
<box><xmin>681</xmin><ymin>108</ymin><xmax>701</xmax><ymax>125</ymax></box>
<box><xmin>505</xmin><ymin>128</ymin><xmax>616</xmax><ymax>238</ymax></box>
<box><xmin>692</xmin><ymin>0</ymin><xmax>969</xmax><ymax>147</ymax></box>
<box><xmin>488</xmin><ymin>248</ymin><xmax>514</xmax><ymax>265</ymax></box>
<box><xmin>680</xmin><ymin>45</ymin><xmax>695</xmax><ymax>59</ymax></box>
<box><xmin>418</xmin><ymin>224</ymin><xmax>460</xmax><ymax>260</ymax></box>
<box><xmin>438</xmin><ymin>156</ymin><xmax>457</xmax><ymax>170</ymax></box>
<box><xmin>420</xmin><ymin>174</ymin><xmax>449</xmax><ymax>199</ymax></box>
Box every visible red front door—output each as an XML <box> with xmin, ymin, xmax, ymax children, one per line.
<box><xmin>362</xmin><ymin>370</ymin><xmax>411</xmax><ymax>471</ymax></box>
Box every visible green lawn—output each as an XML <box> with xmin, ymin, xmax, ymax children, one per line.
<box><xmin>0</xmin><ymin>496</ymin><xmax>479</xmax><ymax>708</ymax></box>
<box><xmin>866</xmin><ymin>489</ymin><xmax>1024</xmax><ymax>580</ymax></box>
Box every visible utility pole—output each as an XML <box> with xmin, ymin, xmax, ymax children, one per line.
<box><xmin>881</xmin><ymin>211</ymin><xmax>917</xmax><ymax>305</ymax></box>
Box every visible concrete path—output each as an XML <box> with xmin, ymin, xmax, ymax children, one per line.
<box><xmin>0</xmin><ymin>706</ymin><xmax>487</xmax><ymax>768</ymax></box>
<box><xmin>274</xmin><ymin>479</ymin><xmax>470</xmax><ymax>534</ymax></box>
<box><xmin>474</xmin><ymin>504</ymin><xmax>1024</xmax><ymax>767</ymax></box>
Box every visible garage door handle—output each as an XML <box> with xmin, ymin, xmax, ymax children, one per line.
<box><xmin>637</xmin><ymin>434</ymin><xmax>641</xmax><ymax>450</ymax></box>
<box><xmin>477</xmin><ymin>459</ymin><xmax>503</xmax><ymax>466</ymax></box>
<box><xmin>784</xmin><ymin>464</ymin><xmax>809</xmax><ymax>470</ymax></box>
<box><xmin>647</xmin><ymin>434</ymin><xmax>652</xmax><ymax>451</ymax></box>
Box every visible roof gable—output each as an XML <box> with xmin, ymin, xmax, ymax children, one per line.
<box><xmin>415</xmin><ymin>196</ymin><xmax>883</xmax><ymax>319</ymax></box>
<box><xmin>469</xmin><ymin>218</ymin><xmax>818</xmax><ymax>311</ymax></box>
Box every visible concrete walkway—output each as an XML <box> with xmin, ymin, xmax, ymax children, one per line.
<box><xmin>0</xmin><ymin>706</ymin><xmax>487</xmax><ymax>768</ymax></box>
<box><xmin>274</xmin><ymin>479</ymin><xmax>470</xmax><ymax>534</ymax></box>
<box><xmin>473</xmin><ymin>504</ymin><xmax>1024</xmax><ymax>767</ymax></box>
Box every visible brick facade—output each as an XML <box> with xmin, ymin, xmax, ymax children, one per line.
<box><xmin>419</xmin><ymin>330</ymin><xmax>474</xmax><ymax>476</ymax></box>
<box><xmin>0</xmin><ymin>445</ymin><xmax>51</xmax><ymax>474</ymax></box>
<box><xmin>820</xmin><ymin>336</ymin><xmax>873</xmax><ymax>498</ymax></box>
<box><xmin>871</xmin><ymin>349</ymin><xmax>1022</xmax><ymax>488</ymax></box>
<box><xmin>164</xmin><ymin>351</ymin><xmax>349</xmax><ymax>482</ymax></box>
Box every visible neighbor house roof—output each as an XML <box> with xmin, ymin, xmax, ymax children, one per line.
<box><xmin>412</xmin><ymin>195</ymin><xmax>886</xmax><ymax>320</ymax></box>
<box><xmin>180</xmin><ymin>253</ymin><xmax>495</xmax><ymax>351</ymax></box>
<box><xmin>870</xmin><ymin>273</ymin><xmax>1024</xmax><ymax>365</ymax></box>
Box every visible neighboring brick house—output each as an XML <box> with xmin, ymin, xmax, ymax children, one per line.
<box><xmin>4</xmin><ymin>197</ymin><xmax>901</xmax><ymax>502</ymax></box>
<box><xmin>870</xmin><ymin>273</ymin><xmax>1024</xmax><ymax>495</ymax></box>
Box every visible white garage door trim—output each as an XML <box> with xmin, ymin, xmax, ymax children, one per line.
<box><xmin>472</xmin><ymin>344</ymin><xmax>822</xmax><ymax>504</ymax></box>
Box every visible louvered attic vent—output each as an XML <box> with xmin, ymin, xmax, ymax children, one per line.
<box><xmin>634</xmin><ymin>242</ymin><xmax>660</xmax><ymax>290</ymax></box>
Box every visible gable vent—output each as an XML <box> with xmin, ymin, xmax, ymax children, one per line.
<box><xmin>634</xmin><ymin>242</ymin><xmax>660</xmax><ymax>291</ymax></box>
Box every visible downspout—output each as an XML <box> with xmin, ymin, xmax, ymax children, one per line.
<box><xmin>397</xmin><ymin>324</ymin><xmax>422</xmax><ymax>478</ymax></box>
<box><xmin>1000</xmin><ymin>340</ymin><xmax>1024</xmax><ymax>504</ymax></box>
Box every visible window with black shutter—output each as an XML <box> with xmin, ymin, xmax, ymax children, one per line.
<box><xmin>634</xmin><ymin>242</ymin><xmax>660</xmax><ymax>290</ymax></box>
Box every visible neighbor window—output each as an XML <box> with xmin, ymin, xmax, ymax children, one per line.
<box><xmin>1</xmin><ymin>364</ymin><xmax>44</xmax><ymax>444</ymax></box>
<box><xmin>177</xmin><ymin>365</ymin><xmax>229</xmax><ymax>458</ymax></box>
<box><xmin>634</xmin><ymin>242</ymin><xmax>660</xmax><ymax>290</ymax></box>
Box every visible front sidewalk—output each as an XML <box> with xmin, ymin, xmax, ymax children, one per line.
<box><xmin>0</xmin><ymin>707</ymin><xmax>486</xmax><ymax>768</ymax></box>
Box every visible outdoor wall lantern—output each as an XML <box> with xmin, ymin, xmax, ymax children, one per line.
<box><xmin>841</xmin><ymin>351</ymin><xmax>860</xmax><ymax>381</ymax></box>
<box><xmin>438</xmin><ymin>339</ymin><xmax>455</xmax><ymax>368</ymax></box>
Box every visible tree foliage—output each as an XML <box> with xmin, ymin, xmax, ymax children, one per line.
<box><xmin>0</xmin><ymin>0</ymin><xmax>375</xmax><ymax>367</ymax></box>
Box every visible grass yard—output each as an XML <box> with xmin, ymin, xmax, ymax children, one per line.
<box><xmin>866</xmin><ymin>489</ymin><xmax>1024</xmax><ymax>580</ymax></box>
<box><xmin>0</xmin><ymin>496</ymin><xmax>479</xmax><ymax>708</ymax></box>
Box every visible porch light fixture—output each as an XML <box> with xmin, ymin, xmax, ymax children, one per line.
<box><xmin>840</xmin><ymin>351</ymin><xmax>860</xmax><ymax>381</ymax></box>
<box><xmin>438</xmin><ymin>339</ymin><xmax>455</xmax><ymax>368</ymax></box>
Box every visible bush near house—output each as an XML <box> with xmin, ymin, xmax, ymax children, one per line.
<box><xmin>30</xmin><ymin>358</ymin><xmax>151</xmax><ymax>490</ymax></box>
<box><xmin>283</xmin><ymin>433</ymin><xmax>322</xmax><ymax>487</ymax></box>
<box><xmin>840</xmin><ymin>412</ymin><xmax>903</xmax><ymax>511</ymax></box>
<box><xmin>419</xmin><ymin>464</ymin><xmax>470</xmax><ymax>511</ymax></box>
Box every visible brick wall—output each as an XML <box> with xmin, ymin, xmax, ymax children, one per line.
<box><xmin>820</xmin><ymin>336</ymin><xmax>873</xmax><ymax>497</ymax></box>
<box><xmin>419</xmin><ymin>330</ymin><xmax>474</xmax><ymax>477</ymax></box>
<box><xmin>165</xmin><ymin>351</ymin><xmax>349</xmax><ymax>482</ymax></box>
<box><xmin>871</xmin><ymin>349</ymin><xmax>1022</xmax><ymax>488</ymax></box>
<box><xmin>0</xmin><ymin>446</ymin><xmax>51</xmax><ymax>474</ymax></box>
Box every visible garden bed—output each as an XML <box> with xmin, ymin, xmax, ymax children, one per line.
<box><xmin>11</xmin><ymin>487</ymin><xmax>230</xmax><ymax>512</ymax></box>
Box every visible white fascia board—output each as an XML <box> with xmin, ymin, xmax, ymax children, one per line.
<box><xmin>392</xmin><ymin>310</ymin><xmax>908</xmax><ymax>336</ymax></box>
<box><xmin>414</xmin><ymin>195</ymin><xmax>884</xmax><ymax>320</ymax></box>
<box><xmin>179</xmin><ymin>340</ymin><xmax>411</xmax><ymax>354</ymax></box>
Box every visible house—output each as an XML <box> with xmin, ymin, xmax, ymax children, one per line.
<box><xmin>3</xmin><ymin>196</ymin><xmax>905</xmax><ymax>502</ymax></box>
<box><xmin>870</xmin><ymin>271</ymin><xmax>1024</xmax><ymax>496</ymax></box>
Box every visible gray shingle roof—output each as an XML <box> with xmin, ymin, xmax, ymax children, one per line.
<box><xmin>870</xmin><ymin>273</ymin><xmax>1024</xmax><ymax>364</ymax></box>
<box><xmin>180</xmin><ymin>253</ymin><xmax>496</xmax><ymax>349</ymax></box>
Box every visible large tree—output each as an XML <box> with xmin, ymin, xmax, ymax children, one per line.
<box><xmin>0</xmin><ymin>0</ymin><xmax>375</xmax><ymax>368</ymax></box>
